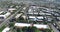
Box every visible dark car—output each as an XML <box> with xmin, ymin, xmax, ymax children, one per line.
<box><xmin>53</xmin><ymin>23</ymin><xmax>57</xmax><ymax>27</ymax></box>
<box><xmin>57</xmin><ymin>28</ymin><xmax>60</xmax><ymax>31</ymax></box>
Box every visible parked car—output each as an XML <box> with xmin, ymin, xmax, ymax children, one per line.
<box><xmin>53</xmin><ymin>23</ymin><xmax>57</xmax><ymax>27</ymax></box>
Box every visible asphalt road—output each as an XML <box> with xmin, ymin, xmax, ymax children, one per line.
<box><xmin>49</xmin><ymin>23</ymin><xmax>59</xmax><ymax>32</ymax></box>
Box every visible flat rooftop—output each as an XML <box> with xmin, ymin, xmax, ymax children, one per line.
<box><xmin>15</xmin><ymin>23</ymin><xmax>49</xmax><ymax>29</ymax></box>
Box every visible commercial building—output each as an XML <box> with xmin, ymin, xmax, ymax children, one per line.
<box><xmin>57</xmin><ymin>17</ymin><xmax>60</xmax><ymax>21</ymax></box>
<box><xmin>8</xmin><ymin>8</ymin><xmax>16</xmax><ymax>12</ymax></box>
<box><xmin>28</xmin><ymin>16</ymin><xmax>44</xmax><ymax>21</ymax></box>
<box><xmin>0</xmin><ymin>12</ymin><xmax>11</xmax><ymax>21</ymax></box>
<box><xmin>2</xmin><ymin>27</ymin><xmax>10</xmax><ymax>32</ymax></box>
<box><xmin>0</xmin><ymin>11</ymin><xmax>4</xmax><ymax>14</ymax></box>
<box><xmin>15</xmin><ymin>13</ymin><xmax>23</xmax><ymax>19</ymax></box>
<box><xmin>14</xmin><ymin>23</ymin><xmax>49</xmax><ymax>29</ymax></box>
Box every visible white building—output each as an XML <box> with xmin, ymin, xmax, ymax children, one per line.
<box><xmin>22</xmin><ymin>15</ymin><xmax>26</xmax><ymax>20</ymax></box>
<box><xmin>28</xmin><ymin>9</ymin><xmax>32</xmax><ymax>13</ymax></box>
<box><xmin>8</xmin><ymin>8</ymin><xmax>16</xmax><ymax>12</ymax></box>
<box><xmin>45</xmin><ymin>13</ymin><xmax>51</xmax><ymax>16</ymax></box>
<box><xmin>28</xmin><ymin>13</ymin><xmax>33</xmax><ymax>14</ymax></box>
<box><xmin>57</xmin><ymin>17</ymin><xmax>60</xmax><ymax>21</ymax></box>
<box><xmin>2</xmin><ymin>27</ymin><xmax>10</xmax><ymax>32</ymax></box>
<box><xmin>8</xmin><ymin>8</ymin><xmax>16</xmax><ymax>11</ymax></box>
<box><xmin>15</xmin><ymin>23</ymin><xmax>31</xmax><ymax>27</ymax></box>
<box><xmin>23</xmin><ymin>7</ymin><xmax>26</xmax><ymax>10</ymax></box>
<box><xmin>37</xmin><ymin>16</ymin><xmax>43</xmax><ymax>19</ymax></box>
<box><xmin>29</xmin><ymin>16</ymin><xmax>35</xmax><ymax>19</ymax></box>
<box><xmin>39</xmin><ymin>13</ymin><xmax>45</xmax><ymax>15</ymax></box>
<box><xmin>14</xmin><ymin>23</ymin><xmax>49</xmax><ymax>29</ymax></box>
<box><xmin>34</xmin><ymin>24</ymin><xmax>49</xmax><ymax>29</ymax></box>
<box><xmin>34</xmin><ymin>12</ymin><xmax>38</xmax><ymax>14</ymax></box>
<box><xmin>0</xmin><ymin>12</ymin><xmax>11</xmax><ymax>19</ymax></box>
<box><xmin>0</xmin><ymin>11</ymin><xmax>4</xmax><ymax>14</ymax></box>
<box><xmin>0</xmin><ymin>15</ymin><xmax>6</xmax><ymax>19</ymax></box>
<box><xmin>4</xmin><ymin>12</ymin><xmax>11</xmax><ymax>17</ymax></box>
<box><xmin>15</xmin><ymin>13</ymin><xmax>23</xmax><ymax>19</ymax></box>
<box><xmin>28</xmin><ymin>16</ymin><xmax>44</xmax><ymax>21</ymax></box>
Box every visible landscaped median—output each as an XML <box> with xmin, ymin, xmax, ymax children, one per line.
<box><xmin>0</xmin><ymin>25</ymin><xmax>6</xmax><ymax>32</ymax></box>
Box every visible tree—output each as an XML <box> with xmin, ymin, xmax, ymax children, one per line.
<box><xmin>22</xmin><ymin>26</ymin><xmax>41</xmax><ymax>32</ymax></box>
<box><xmin>17</xmin><ymin>28</ymin><xmax>21</xmax><ymax>32</ymax></box>
<box><xmin>43</xmin><ymin>29</ymin><xmax>52</xmax><ymax>32</ymax></box>
<box><xmin>9</xmin><ymin>22</ymin><xmax>14</xmax><ymax>27</ymax></box>
<box><xmin>22</xmin><ymin>27</ymin><xmax>28</xmax><ymax>32</ymax></box>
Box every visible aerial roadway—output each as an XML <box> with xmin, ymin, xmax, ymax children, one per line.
<box><xmin>0</xmin><ymin>5</ymin><xmax>26</xmax><ymax>28</ymax></box>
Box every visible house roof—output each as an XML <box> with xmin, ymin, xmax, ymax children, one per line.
<box><xmin>8</xmin><ymin>8</ymin><xmax>16</xmax><ymax>11</ymax></box>
<box><xmin>0</xmin><ymin>11</ymin><xmax>4</xmax><ymax>14</ymax></box>
<box><xmin>34</xmin><ymin>24</ymin><xmax>49</xmax><ymax>29</ymax></box>
<box><xmin>29</xmin><ymin>16</ymin><xmax>35</xmax><ymax>18</ymax></box>
<box><xmin>37</xmin><ymin>16</ymin><xmax>43</xmax><ymax>19</ymax></box>
<box><xmin>2</xmin><ymin>27</ymin><xmax>10</xmax><ymax>32</ymax></box>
